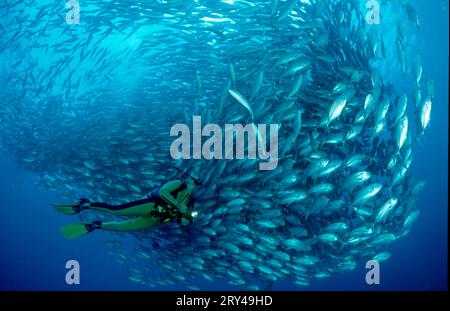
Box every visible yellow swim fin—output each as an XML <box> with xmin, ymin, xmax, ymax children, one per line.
<box><xmin>52</xmin><ymin>203</ymin><xmax>79</xmax><ymax>215</ymax></box>
<box><xmin>60</xmin><ymin>223</ymin><xmax>90</xmax><ymax>239</ymax></box>
<box><xmin>52</xmin><ymin>199</ymin><xmax>90</xmax><ymax>215</ymax></box>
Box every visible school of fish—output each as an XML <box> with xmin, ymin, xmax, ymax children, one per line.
<box><xmin>0</xmin><ymin>0</ymin><xmax>433</xmax><ymax>289</ymax></box>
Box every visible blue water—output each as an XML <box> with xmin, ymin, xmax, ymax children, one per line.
<box><xmin>0</xmin><ymin>1</ymin><xmax>447</xmax><ymax>290</ymax></box>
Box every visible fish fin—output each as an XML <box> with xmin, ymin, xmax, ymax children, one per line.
<box><xmin>415</xmin><ymin>131</ymin><xmax>426</xmax><ymax>145</ymax></box>
<box><xmin>395</xmin><ymin>152</ymin><xmax>406</xmax><ymax>164</ymax></box>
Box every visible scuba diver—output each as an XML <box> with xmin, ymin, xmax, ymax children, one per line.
<box><xmin>52</xmin><ymin>167</ymin><xmax>202</xmax><ymax>239</ymax></box>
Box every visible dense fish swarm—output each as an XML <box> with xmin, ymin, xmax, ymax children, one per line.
<box><xmin>0</xmin><ymin>0</ymin><xmax>433</xmax><ymax>289</ymax></box>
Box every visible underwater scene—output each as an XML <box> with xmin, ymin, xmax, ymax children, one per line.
<box><xmin>0</xmin><ymin>0</ymin><xmax>447</xmax><ymax>291</ymax></box>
